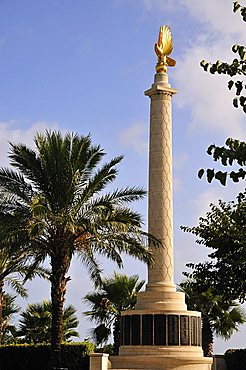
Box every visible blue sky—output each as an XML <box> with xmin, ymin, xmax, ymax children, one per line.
<box><xmin>1</xmin><ymin>0</ymin><xmax>245</xmax><ymax>354</ymax></box>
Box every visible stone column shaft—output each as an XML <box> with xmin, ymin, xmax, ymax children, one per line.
<box><xmin>134</xmin><ymin>73</ymin><xmax>186</xmax><ymax>311</ymax></box>
<box><xmin>145</xmin><ymin>73</ymin><xmax>176</xmax><ymax>292</ymax></box>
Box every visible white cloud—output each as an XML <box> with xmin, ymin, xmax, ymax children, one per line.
<box><xmin>114</xmin><ymin>0</ymin><xmax>177</xmax><ymax>10</ymax></box>
<box><xmin>173</xmin><ymin>153</ymin><xmax>188</xmax><ymax>193</ymax></box>
<box><xmin>0</xmin><ymin>120</ymin><xmax>60</xmax><ymax>167</ymax></box>
<box><xmin>140</xmin><ymin>0</ymin><xmax>178</xmax><ymax>11</ymax></box>
<box><xmin>193</xmin><ymin>182</ymin><xmax>244</xmax><ymax>222</ymax></box>
<box><xmin>170</xmin><ymin>0</ymin><xmax>246</xmax><ymax>138</ymax></box>
<box><xmin>139</xmin><ymin>0</ymin><xmax>245</xmax><ymax>39</ymax></box>
<box><xmin>173</xmin><ymin>177</ymin><xmax>184</xmax><ymax>193</ymax></box>
<box><xmin>119</xmin><ymin>121</ymin><xmax>148</xmax><ymax>155</ymax></box>
<box><xmin>174</xmin><ymin>35</ymin><xmax>246</xmax><ymax>138</ymax></box>
<box><xmin>173</xmin><ymin>152</ymin><xmax>188</xmax><ymax>170</ymax></box>
<box><xmin>180</xmin><ymin>0</ymin><xmax>245</xmax><ymax>37</ymax></box>
<box><xmin>0</xmin><ymin>37</ymin><xmax>6</xmax><ymax>46</ymax></box>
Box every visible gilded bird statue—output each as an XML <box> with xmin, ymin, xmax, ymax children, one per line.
<box><xmin>155</xmin><ymin>26</ymin><xmax>176</xmax><ymax>73</ymax></box>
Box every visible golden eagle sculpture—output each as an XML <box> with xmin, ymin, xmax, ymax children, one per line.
<box><xmin>155</xmin><ymin>25</ymin><xmax>176</xmax><ymax>73</ymax></box>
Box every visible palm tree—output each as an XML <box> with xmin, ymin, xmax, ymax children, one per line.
<box><xmin>18</xmin><ymin>300</ymin><xmax>79</xmax><ymax>343</ymax></box>
<box><xmin>1</xmin><ymin>293</ymin><xmax>20</xmax><ymax>344</ymax></box>
<box><xmin>0</xmin><ymin>131</ymin><xmax>152</xmax><ymax>367</ymax></box>
<box><xmin>179</xmin><ymin>279</ymin><xmax>246</xmax><ymax>357</ymax></box>
<box><xmin>0</xmin><ymin>240</ymin><xmax>47</xmax><ymax>344</ymax></box>
<box><xmin>84</xmin><ymin>272</ymin><xmax>145</xmax><ymax>354</ymax></box>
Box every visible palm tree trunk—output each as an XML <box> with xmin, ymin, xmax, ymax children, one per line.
<box><xmin>202</xmin><ymin>318</ymin><xmax>214</xmax><ymax>357</ymax></box>
<box><xmin>50</xmin><ymin>252</ymin><xmax>70</xmax><ymax>369</ymax></box>
<box><xmin>0</xmin><ymin>280</ymin><xmax>4</xmax><ymax>344</ymax></box>
<box><xmin>113</xmin><ymin>315</ymin><xmax>121</xmax><ymax>355</ymax></box>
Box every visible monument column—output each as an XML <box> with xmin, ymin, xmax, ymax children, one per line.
<box><xmin>109</xmin><ymin>26</ymin><xmax>212</xmax><ymax>370</ymax></box>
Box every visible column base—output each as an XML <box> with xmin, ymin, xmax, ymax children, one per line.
<box><xmin>135</xmin><ymin>288</ymin><xmax>187</xmax><ymax>311</ymax></box>
<box><xmin>109</xmin><ymin>353</ymin><xmax>212</xmax><ymax>370</ymax></box>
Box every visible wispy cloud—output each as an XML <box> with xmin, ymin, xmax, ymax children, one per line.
<box><xmin>173</xmin><ymin>0</ymin><xmax>246</xmax><ymax>139</ymax></box>
<box><xmin>139</xmin><ymin>0</ymin><xmax>179</xmax><ymax>11</ymax></box>
<box><xmin>173</xmin><ymin>152</ymin><xmax>188</xmax><ymax>193</ymax></box>
<box><xmin>174</xmin><ymin>40</ymin><xmax>246</xmax><ymax>138</ymax></box>
<box><xmin>180</xmin><ymin>0</ymin><xmax>245</xmax><ymax>36</ymax></box>
<box><xmin>173</xmin><ymin>152</ymin><xmax>188</xmax><ymax>171</ymax></box>
<box><xmin>0</xmin><ymin>120</ymin><xmax>60</xmax><ymax>167</ymax></box>
<box><xmin>193</xmin><ymin>183</ymin><xmax>244</xmax><ymax>222</ymax></box>
<box><xmin>0</xmin><ymin>37</ymin><xmax>6</xmax><ymax>46</ymax></box>
<box><xmin>119</xmin><ymin>121</ymin><xmax>148</xmax><ymax>155</ymax></box>
<box><xmin>138</xmin><ymin>0</ymin><xmax>245</xmax><ymax>38</ymax></box>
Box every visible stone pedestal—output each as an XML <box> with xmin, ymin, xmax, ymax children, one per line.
<box><xmin>90</xmin><ymin>353</ymin><xmax>110</xmax><ymax>370</ymax></box>
<box><xmin>109</xmin><ymin>73</ymin><xmax>212</xmax><ymax>370</ymax></box>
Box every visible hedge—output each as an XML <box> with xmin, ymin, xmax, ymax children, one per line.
<box><xmin>0</xmin><ymin>341</ymin><xmax>94</xmax><ymax>370</ymax></box>
<box><xmin>225</xmin><ymin>348</ymin><xmax>246</xmax><ymax>370</ymax></box>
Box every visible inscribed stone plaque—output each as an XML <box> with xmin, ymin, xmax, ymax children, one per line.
<box><xmin>124</xmin><ymin>315</ymin><xmax>131</xmax><ymax>345</ymax></box>
<box><xmin>168</xmin><ymin>315</ymin><xmax>179</xmax><ymax>345</ymax></box>
<box><xmin>180</xmin><ymin>315</ymin><xmax>189</xmax><ymax>345</ymax></box>
<box><xmin>132</xmin><ymin>315</ymin><xmax>140</xmax><ymax>345</ymax></box>
<box><xmin>191</xmin><ymin>316</ymin><xmax>197</xmax><ymax>346</ymax></box>
<box><xmin>142</xmin><ymin>315</ymin><xmax>153</xmax><ymax>345</ymax></box>
<box><xmin>120</xmin><ymin>317</ymin><xmax>124</xmax><ymax>345</ymax></box>
<box><xmin>154</xmin><ymin>314</ymin><xmax>166</xmax><ymax>345</ymax></box>
<box><xmin>198</xmin><ymin>317</ymin><xmax>202</xmax><ymax>346</ymax></box>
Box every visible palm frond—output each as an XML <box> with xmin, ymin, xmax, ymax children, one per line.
<box><xmin>77</xmin><ymin>249</ymin><xmax>102</xmax><ymax>287</ymax></box>
<box><xmin>91</xmin><ymin>187</ymin><xmax>146</xmax><ymax>207</ymax></box>
<box><xmin>8</xmin><ymin>142</ymin><xmax>46</xmax><ymax>190</ymax></box>
<box><xmin>87</xmin><ymin>324</ymin><xmax>111</xmax><ymax>346</ymax></box>
<box><xmin>0</xmin><ymin>167</ymin><xmax>33</xmax><ymax>202</ymax></box>
<box><xmin>72</xmin><ymin>156</ymin><xmax>124</xmax><ymax>216</ymax></box>
<box><xmin>6</xmin><ymin>278</ymin><xmax>28</xmax><ymax>298</ymax></box>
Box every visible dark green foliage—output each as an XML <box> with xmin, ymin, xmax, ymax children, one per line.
<box><xmin>225</xmin><ymin>348</ymin><xmax>246</xmax><ymax>370</ymax></box>
<box><xmin>182</xmin><ymin>190</ymin><xmax>246</xmax><ymax>303</ymax></box>
<box><xmin>179</xmin><ymin>279</ymin><xmax>246</xmax><ymax>357</ymax></box>
<box><xmin>198</xmin><ymin>138</ymin><xmax>246</xmax><ymax>185</ymax></box>
<box><xmin>1</xmin><ymin>294</ymin><xmax>20</xmax><ymax>344</ymax></box>
<box><xmin>18</xmin><ymin>300</ymin><xmax>79</xmax><ymax>343</ymax></box>
<box><xmin>0</xmin><ymin>342</ymin><xmax>94</xmax><ymax>370</ymax></box>
<box><xmin>0</xmin><ymin>130</ymin><xmax>153</xmax><ymax>366</ymax></box>
<box><xmin>84</xmin><ymin>272</ymin><xmax>144</xmax><ymax>354</ymax></box>
<box><xmin>95</xmin><ymin>343</ymin><xmax>114</xmax><ymax>355</ymax></box>
<box><xmin>233</xmin><ymin>1</ymin><xmax>246</xmax><ymax>23</ymax></box>
<box><xmin>0</xmin><ymin>241</ymin><xmax>48</xmax><ymax>344</ymax></box>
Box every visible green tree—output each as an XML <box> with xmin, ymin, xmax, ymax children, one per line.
<box><xmin>84</xmin><ymin>272</ymin><xmax>145</xmax><ymax>354</ymax></box>
<box><xmin>0</xmin><ymin>131</ymin><xmax>152</xmax><ymax>367</ymax></box>
<box><xmin>179</xmin><ymin>279</ymin><xmax>246</xmax><ymax>357</ymax></box>
<box><xmin>181</xmin><ymin>190</ymin><xmax>246</xmax><ymax>303</ymax></box>
<box><xmin>198</xmin><ymin>138</ymin><xmax>246</xmax><ymax>185</ymax></box>
<box><xmin>181</xmin><ymin>3</ymin><xmax>246</xmax><ymax>354</ymax></box>
<box><xmin>199</xmin><ymin>2</ymin><xmax>246</xmax><ymax>185</ymax></box>
<box><xmin>18</xmin><ymin>300</ymin><xmax>79</xmax><ymax>343</ymax></box>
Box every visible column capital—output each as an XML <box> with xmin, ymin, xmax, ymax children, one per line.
<box><xmin>145</xmin><ymin>73</ymin><xmax>177</xmax><ymax>97</ymax></box>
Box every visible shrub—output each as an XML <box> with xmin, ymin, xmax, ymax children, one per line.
<box><xmin>95</xmin><ymin>343</ymin><xmax>114</xmax><ymax>355</ymax></box>
<box><xmin>225</xmin><ymin>348</ymin><xmax>246</xmax><ymax>370</ymax></box>
<box><xmin>0</xmin><ymin>341</ymin><xmax>94</xmax><ymax>370</ymax></box>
